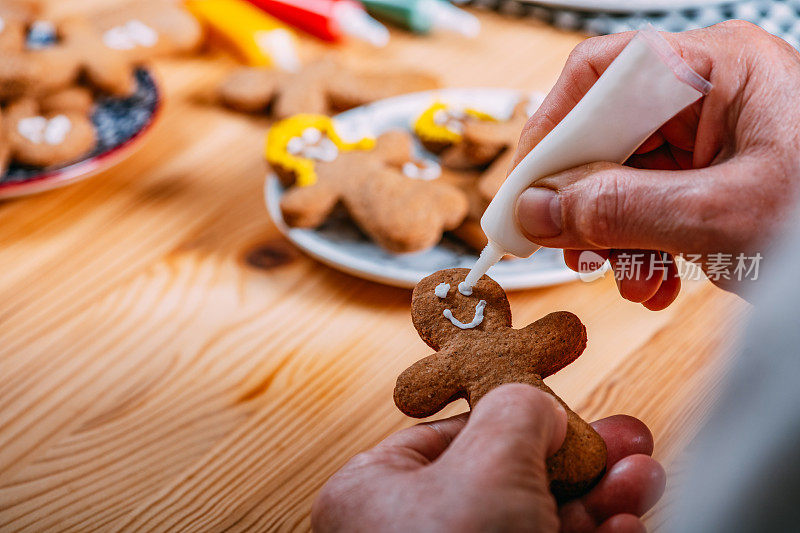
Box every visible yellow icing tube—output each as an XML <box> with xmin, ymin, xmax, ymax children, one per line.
<box><xmin>185</xmin><ymin>0</ymin><xmax>300</xmax><ymax>70</ymax></box>
<box><xmin>462</xmin><ymin>27</ymin><xmax>712</xmax><ymax>292</ymax></box>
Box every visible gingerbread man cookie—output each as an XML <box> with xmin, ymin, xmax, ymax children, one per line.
<box><xmin>267</xmin><ymin>114</ymin><xmax>467</xmax><ymax>253</ymax></box>
<box><xmin>219</xmin><ymin>58</ymin><xmax>440</xmax><ymax>119</ymax></box>
<box><xmin>88</xmin><ymin>1</ymin><xmax>203</xmax><ymax>62</ymax></box>
<box><xmin>395</xmin><ymin>268</ymin><xmax>606</xmax><ymax>500</ymax></box>
<box><xmin>4</xmin><ymin>97</ymin><xmax>95</xmax><ymax>167</ymax></box>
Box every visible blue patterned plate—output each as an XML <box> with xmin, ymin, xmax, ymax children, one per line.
<box><xmin>264</xmin><ymin>88</ymin><xmax>579</xmax><ymax>290</ymax></box>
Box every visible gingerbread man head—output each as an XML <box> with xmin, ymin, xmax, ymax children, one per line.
<box><xmin>395</xmin><ymin>268</ymin><xmax>606</xmax><ymax>499</ymax></box>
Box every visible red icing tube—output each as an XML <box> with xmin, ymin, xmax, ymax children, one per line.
<box><xmin>244</xmin><ymin>0</ymin><xmax>389</xmax><ymax>46</ymax></box>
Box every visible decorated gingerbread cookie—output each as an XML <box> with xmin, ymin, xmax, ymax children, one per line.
<box><xmin>267</xmin><ymin>114</ymin><xmax>468</xmax><ymax>253</ymax></box>
<box><xmin>4</xmin><ymin>97</ymin><xmax>95</xmax><ymax>167</ymax></box>
<box><xmin>219</xmin><ymin>58</ymin><xmax>440</xmax><ymax>119</ymax></box>
<box><xmin>412</xmin><ymin>101</ymin><xmax>496</xmax><ymax>163</ymax></box>
<box><xmin>395</xmin><ymin>268</ymin><xmax>607</xmax><ymax>499</ymax></box>
<box><xmin>88</xmin><ymin>1</ymin><xmax>203</xmax><ymax>62</ymax></box>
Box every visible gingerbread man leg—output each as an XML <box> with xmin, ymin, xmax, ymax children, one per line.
<box><xmin>279</xmin><ymin>181</ymin><xmax>340</xmax><ymax>228</ymax></box>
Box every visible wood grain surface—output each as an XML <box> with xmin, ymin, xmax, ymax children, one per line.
<box><xmin>0</xmin><ymin>2</ymin><xmax>748</xmax><ymax>531</ymax></box>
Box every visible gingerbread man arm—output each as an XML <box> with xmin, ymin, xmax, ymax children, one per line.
<box><xmin>520</xmin><ymin>311</ymin><xmax>588</xmax><ymax>379</ymax></box>
<box><xmin>61</xmin><ymin>17</ymin><xmax>135</xmax><ymax>97</ymax></box>
<box><xmin>327</xmin><ymin>69</ymin><xmax>440</xmax><ymax>112</ymax></box>
<box><xmin>279</xmin><ymin>180</ymin><xmax>340</xmax><ymax>228</ymax></box>
<box><xmin>218</xmin><ymin>68</ymin><xmax>283</xmax><ymax>113</ymax></box>
<box><xmin>394</xmin><ymin>351</ymin><xmax>464</xmax><ymax>418</ymax></box>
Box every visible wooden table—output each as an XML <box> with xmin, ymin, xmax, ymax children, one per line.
<box><xmin>0</xmin><ymin>3</ymin><xmax>747</xmax><ymax>531</ymax></box>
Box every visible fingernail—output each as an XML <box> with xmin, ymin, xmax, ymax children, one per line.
<box><xmin>517</xmin><ymin>188</ymin><xmax>562</xmax><ymax>238</ymax></box>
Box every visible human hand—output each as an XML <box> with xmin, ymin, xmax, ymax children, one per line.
<box><xmin>312</xmin><ymin>384</ymin><xmax>665</xmax><ymax>532</ymax></box>
<box><xmin>514</xmin><ymin>21</ymin><xmax>800</xmax><ymax>309</ymax></box>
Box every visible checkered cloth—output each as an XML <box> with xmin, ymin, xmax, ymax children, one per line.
<box><xmin>466</xmin><ymin>0</ymin><xmax>800</xmax><ymax>49</ymax></box>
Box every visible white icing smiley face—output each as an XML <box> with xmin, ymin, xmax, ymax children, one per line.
<box><xmin>433</xmin><ymin>107</ymin><xmax>468</xmax><ymax>134</ymax></box>
<box><xmin>17</xmin><ymin>115</ymin><xmax>72</xmax><ymax>145</ymax></box>
<box><xmin>402</xmin><ymin>159</ymin><xmax>441</xmax><ymax>181</ymax></box>
<box><xmin>286</xmin><ymin>128</ymin><xmax>339</xmax><ymax>162</ymax></box>
<box><xmin>434</xmin><ymin>282</ymin><xmax>486</xmax><ymax>330</ymax></box>
<box><xmin>103</xmin><ymin>19</ymin><xmax>158</xmax><ymax>50</ymax></box>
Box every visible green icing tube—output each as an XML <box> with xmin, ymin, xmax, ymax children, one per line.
<box><xmin>361</xmin><ymin>0</ymin><xmax>479</xmax><ymax>36</ymax></box>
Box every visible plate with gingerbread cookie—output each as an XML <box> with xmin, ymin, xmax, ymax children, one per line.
<box><xmin>0</xmin><ymin>0</ymin><xmax>203</xmax><ymax>199</ymax></box>
<box><xmin>264</xmin><ymin>88</ymin><xmax>579</xmax><ymax>290</ymax></box>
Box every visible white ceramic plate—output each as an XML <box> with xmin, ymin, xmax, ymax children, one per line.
<box><xmin>264</xmin><ymin>88</ymin><xmax>579</xmax><ymax>290</ymax></box>
<box><xmin>517</xmin><ymin>0</ymin><xmax>738</xmax><ymax>12</ymax></box>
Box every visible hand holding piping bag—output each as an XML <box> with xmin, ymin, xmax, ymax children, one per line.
<box><xmin>244</xmin><ymin>0</ymin><xmax>390</xmax><ymax>47</ymax></box>
<box><xmin>459</xmin><ymin>29</ymin><xmax>711</xmax><ymax>296</ymax></box>
<box><xmin>185</xmin><ymin>0</ymin><xmax>300</xmax><ymax>70</ymax></box>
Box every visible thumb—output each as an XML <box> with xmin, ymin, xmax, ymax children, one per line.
<box><xmin>438</xmin><ymin>384</ymin><xmax>567</xmax><ymax>475</ymax></box>
<box><xmin>514</xmin><ymin>160</ymin><xmax>743</xmax><ymax>254</ymax></box>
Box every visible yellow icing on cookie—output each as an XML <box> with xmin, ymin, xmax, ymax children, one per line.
<box><xmin>413</xmin><ymin>102</ymin><xmax>495</xmax><ymax>145</ymax></box>
<box><xmin>266</xmin><ymin>114</ymin><xmax>375</xmax><ymax>187</ymax></box>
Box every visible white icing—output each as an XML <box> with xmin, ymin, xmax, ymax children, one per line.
<box><xmin>286</xmin><ymin>136</ymin><xmax>304</xmax><ymax>155</ymax></box>
<box><xmin>301</xmin><ymin>127</ymin><xmax>322</xmax><ymax>144</ymax></box>
<box><xmin>44</xmin><ymin>115</ymin><xmax>71</xmax><ymax>144</ymax></box>
<box><xmin>443</xmin><ymin>300</ymin><xmax>486</xmax><ymax>329</ymax></box>
<box><xmin>17</xmin><ymin>115</ymin><xmax>72</xmax><ymax>145</ymax></box>
<box><xmin>303</xmin><ymin>139</ymin><xmax>338</xmax><ymax>162</ymax></box>
<box><xmin>103</xmin><ymin>19</ymin><xmax>158</xmax><ymax>50</ymax></box>
<box><xmin>457</xmin><ymin>281</ymin><xmax>473</xmax><ymax>296</ymax></box>
<box><xmin>402</xmin><ymin>160</ymin><xmax>441</xmax><ymax>181</ymax></box>
<box><xmin>434</xmin><ymin>283</ymin><xmax>450</xmax><ymax>298</ymax></box>
<box><xmin>286</xmin><ymin>131</ymin><xmax>339</xmax><ymax>162</ymax></box>
<box><xmin>433</xmin><ymin>107</ymin><xmax>468</xmax><ymax>134</ymax></box>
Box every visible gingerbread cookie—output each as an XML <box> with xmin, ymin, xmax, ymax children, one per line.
<box><xmin>88</xmin><ymin>1</ymin><xmax>203</xmax><ymax>62</ymax></box>
<box><xmin>219</xmin><ymin>58</ymin><xmax>440</xmax><ymax>119</ymax></box>
<box><xmin>4</xmin><ymin>97</ymin><xmax>95</xmax><ymax>167</ymax></box>
<box><xmin>267</xmin><ymin>114</ymin><xmax>467</xmax><ymax>253</ymax></box>
<box><xmin>395</xmin><ymin>268</ymin><xmax>606</xmax><ymax>500</ymax></box>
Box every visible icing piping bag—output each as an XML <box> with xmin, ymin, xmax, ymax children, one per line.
<box><xmin>185</xmin><ymin>0</ymin><xmax>300</xmax><ymax>70</ymax></box>
<box><xmin>243</xmin><ymin>0</ymin><xmax>390</xmax><ymax>47</ymax></box>
<box><xmin>460</xmin><ymin>28</ymin><xmax>712</xmax><ymax>294</ymax></box>
<box><xmin>361</xmin><ymin>0</ymin><xmax>480</xmax><ymax>37</ymax></box>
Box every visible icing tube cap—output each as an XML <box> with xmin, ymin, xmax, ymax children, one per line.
<box><xmin>422</xmin><ymin>0</ymin><xmax>480</xmax><ymax>37</ymax></box>
<box><xmin>333</xmin><ymin>1</ymin><xmax>390</xmax><ymax>47</ymax></box>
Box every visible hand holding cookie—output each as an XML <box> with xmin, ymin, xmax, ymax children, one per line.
<box><xmin>395</xmin><ymin>267</ymin><xmax>607</xmax><ymax>499</ymax></box>
<box><xmin>314</xmin><ymin>383</ymin><xmax>665</xmax><ymax>532</ymax></box>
